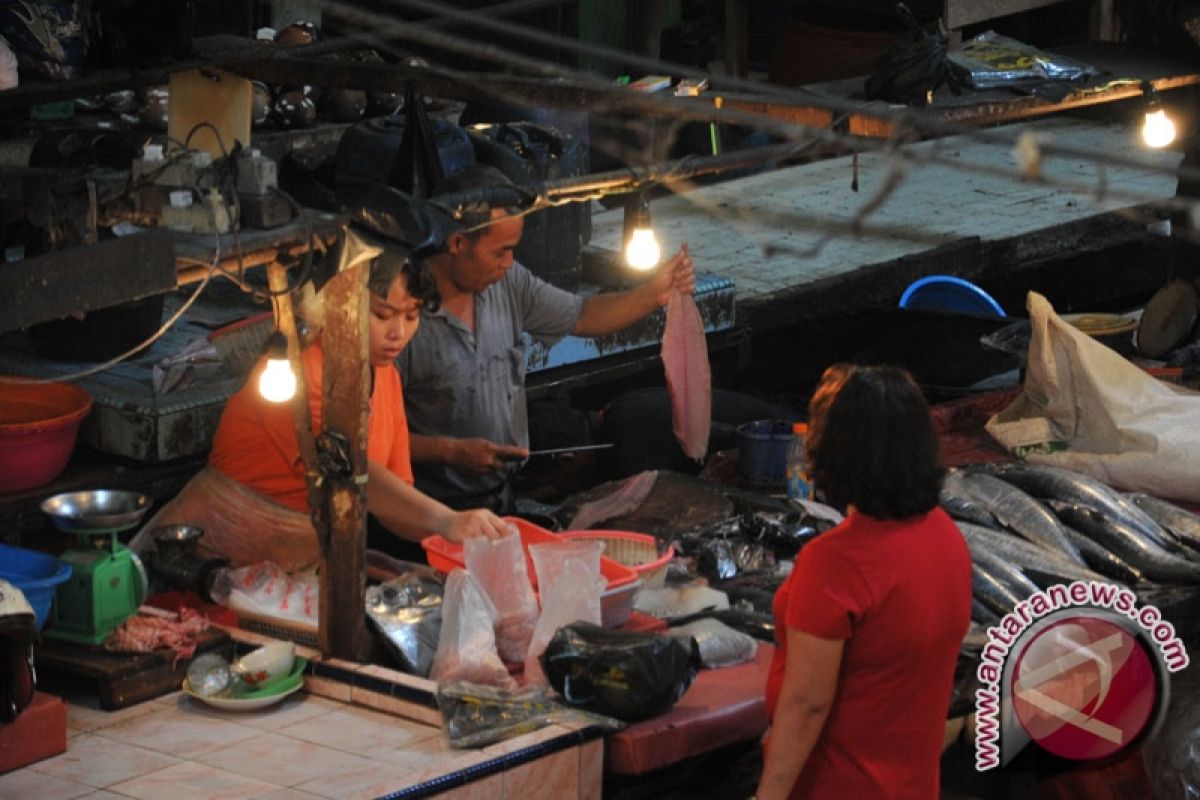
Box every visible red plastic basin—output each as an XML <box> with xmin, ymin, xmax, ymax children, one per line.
<box><xmin>0</xmin><ymin>379</ymin><xmax>92</xmax><ymax>494</ymax></box>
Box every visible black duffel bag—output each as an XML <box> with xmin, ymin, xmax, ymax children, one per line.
<box><xmin>541</xmin><ymin>622</ymin><xmax>700</xmax><ymax>722</ymax></box>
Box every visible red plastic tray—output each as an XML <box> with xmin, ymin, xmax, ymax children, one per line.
<box><xmin>421</xmin><ymin>516</ymin><xmax>638</xmax><ymax>591</ymax></box>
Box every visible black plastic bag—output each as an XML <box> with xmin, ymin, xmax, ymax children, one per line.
<box><xmin>541</xmin><ymin>622</ymin><xmax>700</xmax><ymax>722</ymax></box>
<box><xmin>863</xmin><ymin>3</ymin><xmax>955</xmax><ymax>106</ymax></box>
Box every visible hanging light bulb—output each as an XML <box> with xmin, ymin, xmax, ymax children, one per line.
<box><xmin>1142</xmin><ymin>84</ymin><xmax>1177</xmax><ymax>149</ymax></box>
<box><xmin>258</xmin><ymin>331</ymin><xmax>296</xmax><ymax>403</ymax></box>
<box><xmin>624</xmin><ymin>196</ymin><xmax>661</xmax><ymax>271</ymax></box>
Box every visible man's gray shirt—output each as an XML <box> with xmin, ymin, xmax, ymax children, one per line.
<box><xmin>397</xmin><ymin>262</ymin><xmax>584</xmax><ymax>499</ymax></box>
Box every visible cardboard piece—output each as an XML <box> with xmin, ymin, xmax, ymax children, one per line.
<box><xmin>168</xmin><ymin>68</ymin><xmax>253</xmax><ymax>158</ymax></box>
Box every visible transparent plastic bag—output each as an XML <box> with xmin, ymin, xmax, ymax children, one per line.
<box><xmin>948</xmin><ymin>31</ymin><xmax>1098</xmax><ymax>89</ymax></box>
<box><xmin>436</xmin><ymin>680</ymin><xmax>623</xmax><ymax>749</ymax></box>
<box><xmin>210</xmin><ymin>561</ymin><xmax>318</xmax><ymax>627</ymax></box>
<box><xmin>465</xmin><ymin>529</ymin><xmax>538</xmax><ymax>665</ymax></box>
<box><xmin>430</xmin><ymin>569</ymin><xmax>516</xmax><ymax>690</ymax></box>
<box><xmin>524</xmin><ymin>557</ymin><xmax>605</xmax><ymax>685</ymax></box>
<box><xmin>529</xmin><ymin>539</ymin><xmax>604</xmax><ymax>593</ymax></box>
<box><xmin>668</xmin><ymin>618</ymin><xmax>757</xmax><ymax>668</ymax></box>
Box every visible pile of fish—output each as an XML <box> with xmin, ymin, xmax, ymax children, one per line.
<box><xmin>941</xmin><ymin>462</ymin><xmax>1200</xmax><ymax>624</ymax></box>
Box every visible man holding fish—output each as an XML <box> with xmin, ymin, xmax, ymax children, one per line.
<box><xmin>397</xmin><ymin>164</ymin><xmax>696</xmax><ymax>511</ymax></box>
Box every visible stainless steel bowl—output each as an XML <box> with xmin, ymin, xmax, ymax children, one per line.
<box><xmin>40</xmin><ymin>490</ymin><xmax>153</xmax><ymax>533</ymax></box>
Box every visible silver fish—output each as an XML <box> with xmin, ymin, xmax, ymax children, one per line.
<box><xmin>990</xmin><ymin>463</ymin><xmax>1170</xmax><ymax>549</ymax></box>
<box><xmin>1127</xmin><ymin>493</ymin><xmax>1200</xmax><ymax>556</ymax></box>
<box><xmin>971</xmin><ymin>545</ymin><xmax>1041</xmax><ymax>618</ymax></box>
<box><xmin>941</xmin><ymin>471</ymin><xmax>1001</xmax><ymax>528</ymax></box>
<box><xmin>960</xmin><ymin>471</ymin><xmax>1085</xmax><ymax>565</ymax></box>
<box><xmin>1061</xmin><ymin>525</ymin><xmax>1144</xmax><ymax>586</ymax></box>
<box><xmin>1049</xmin><ymin>502</ymin><xmax>1200</xmax><ymax>585</ymax></box>
<box><xmin>957</xmin><ymin>523</ymin><xmax>1105</xmax><ymax>589</ymax></box>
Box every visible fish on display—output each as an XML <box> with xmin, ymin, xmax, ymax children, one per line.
<box><xmin>1048</xmin><ymin>501</ymin><xmax>1200</xmax><ymax>585</ymax></box>
<box><xmin>971</xmin><ymin>545</ymin><xmax>1042</xmax><ymax>618</ymax></box>
<box><xmin>972</xmin><ymin>598</ymin><xmax>1001</xmax><ymax>626</ymax></box>
<box><xmin>1062</xmin><ymin>525</ymin><xmax>1145</xmax><ymax>586</ymax></box>
<box><xmin>662</xmin><ymin>272</ymin><xmax>712</xmax><ymax>462</ymax></box>
<box><xmin>959</xmin><ymin>471</ymin><xmax>1085</xmax><ymax>565</ymax></box>
<box><xmin>941</xmin><ymin>471</ymin><xmax>1001</xmax><ymax>528</ymax></box>
<box><xmin>1127</xmin><ymin>493</ymin><xmax>1200</xmax><ymax>557</ymax></box>
<box><xmin>990</xmin><ymin>462</ymin><xmax>1171</xmax><ymax>549</ymax></box>
<box><xmin>957</xmin><ymin>522</ymin><xmax>1105</xmax><ymax>589</ymax></box>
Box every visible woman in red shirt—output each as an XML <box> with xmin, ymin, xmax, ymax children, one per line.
<box><xmin>756</xmin><ymin>365</ymin><xmax>972</xmax><ymax>800</ymax></box>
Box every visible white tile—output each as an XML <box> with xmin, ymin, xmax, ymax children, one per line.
<box><xmin>107</xmin><ymin>761</ymin><xmax>281</xmax><ymax>800</ymax></box>
<box><xmin>196</xmin><ymin>731</ymin><xmax>366</xmax><ymax>787</ymax></box>
<box><xmin>282</xmin><ymin>705</ymin><xmax>439</xmax><ymax>756</ymax></box>
<box><xmin>0</xmin><ymin>770</ymin><xmax>93</xmax><ymax>800</ymax></box>
<box><xmin>97</xmin><ymin>706</ymin><xmax>258</xmax><ymax>759</ymax></box>
<box><xmin>29</xmin><ymin>732</ymin><xmax>179</xmax><ymax>788</ymax></box>
<box><xmin>293</xmin><ymin>759</ymin><xmax>426</xmax><ymax>799</ymax></box>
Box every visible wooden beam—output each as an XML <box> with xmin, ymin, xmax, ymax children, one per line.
<box><xmin>943</xmin><ymin>0</ymin><xmax>1071</xmax><ymax>30</ymax></box>
<box><xmin>317</xmin><ymin>264</ymin><xmax>371</xmax><ymax>660</ymax></box>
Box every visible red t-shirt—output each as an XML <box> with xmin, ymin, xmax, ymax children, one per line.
<box><xmin>210</xmin><ymin>342</ymin><xmax>414</xmax><ymax>512</ymax></box>
<box><xmin>766</xmin><ymin>507</ymin><xmax>972</xmax><ymax>800</ymax></box>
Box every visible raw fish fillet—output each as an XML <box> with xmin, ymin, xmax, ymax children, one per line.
<box><xmin>662</xmin><ymin>288</ymin><xmax>711</xmax><ymax>461</ymax></box>
<box><xmin>568</xmin><ymin>470</ymin><xmax>658</xmax><ymax>531</ymax></box>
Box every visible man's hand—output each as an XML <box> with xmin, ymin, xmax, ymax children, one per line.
<box><xmin>442</xmin><ymin>508</ymin><xmax>513</xmax><ymax>543</ymax></box>
<box><xmin>652</xmin><ymin>243</ymin><xmax>696</xmax><ymax>306</ymax></box>
<box><xmin>450</xmin><ymin>438</ymin><xmax>530</xmax><ymax>474</ymax></box>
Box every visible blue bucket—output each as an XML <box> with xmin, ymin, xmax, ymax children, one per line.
<box><xmin>0</xmin><ymin>543</ymin><xmax>72</xmax><ymax>630</ymax></box>
<box><xmin>736</xmin><ymin>420</ymin><xmax>793</xmax><ymax>486</ymax></box>
<box><xmin>899</xmin><ymin>275</ymin><xmax>1006</xmax><ymax>318</ymax></box>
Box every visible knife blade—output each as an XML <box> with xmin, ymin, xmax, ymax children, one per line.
<box><xmin>499</xmin><ymin>443</ymin><xmax>615</xmax><ymax>460</ymax></box>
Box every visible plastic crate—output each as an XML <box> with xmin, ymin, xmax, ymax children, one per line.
<box><xmin>561</xmin><ymin>531</ymin><xmax>674</xmax><ymax>589</ymax></box>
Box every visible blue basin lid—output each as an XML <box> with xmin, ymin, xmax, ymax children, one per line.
<box><xmin>899</xmin><ymin>275</ymin><xmax>1006</xmax><ymax>318</ymax></box>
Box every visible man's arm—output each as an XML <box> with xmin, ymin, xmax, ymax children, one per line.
<box><xmin>409</xmin><ymin>433</ymin><xmax>528</xmax><ymax>473</ymax></box>
<box><xmin>572</xmin><ymin>245</ymin><xmax>695</xmax><ymax>337</ymax></box>
<box><xmin>365</xmin><ymin>460</ymin><xmax>510</xmax><ymax>542</ymax></box>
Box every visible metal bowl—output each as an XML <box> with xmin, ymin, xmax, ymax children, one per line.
<box><xmin>40</xmin><ymin>490</ymin><xmax>153</xmax><ymax>534</ymax></box>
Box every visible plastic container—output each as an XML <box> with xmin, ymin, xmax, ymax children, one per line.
<box><xmin>736</xmin><ymin>420</ymin><xmax>793</xmax><ymax>486</ymax></box>
<box><xmin>0</xmin><ymin>543</ymin><xmax>72</xmax><ymax>630</ymax></box>
<box><xmin>560</xmin><ymin>531</ymin><xmax>674</xmax><ymax>589</ymax></box>
<box><xmin>0</xmin><ymin>379</ymin><xmax>92</xmax><ymax>494</ymax></box>
<box><xmin>899</xmin><ymin>275</ymin><xmax>1006</xmax><ymax>318</ymax></box>
<box><xmin>786</xmin><ymin>422</ymin><xmax>812</xmax><ymax>501</ymax></box>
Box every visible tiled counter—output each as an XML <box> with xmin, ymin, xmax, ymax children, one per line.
<box><xmin>0</xmin><ymin>628</ymin><xmax>602</xmax><ymax>800</ymax></box>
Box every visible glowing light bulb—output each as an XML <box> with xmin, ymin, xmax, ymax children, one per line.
<box><xmin>258</xmin><ymin>332</ymin><xmax>296</xmax><ymax>403</ymax></box>
<box><xmin>1143</xmin><ymin>108</ymin><xmax>1176</xmax><ymax>149</ymax></box>
<box><xmin>625</xmin><ymin>227</ymin><xmax>661</xmax><ymax>270</ymax></box>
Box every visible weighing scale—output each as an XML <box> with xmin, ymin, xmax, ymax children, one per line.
<box><xmin>40</xmin><ymin>491</ymin><xmax>150</xmax><ymax>646</ymax></box>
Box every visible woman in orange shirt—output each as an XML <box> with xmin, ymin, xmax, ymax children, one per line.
<box><xmin>138</xmin><ymin>248</ymin><xmax>508</xmax><ymax>572</ymax></box>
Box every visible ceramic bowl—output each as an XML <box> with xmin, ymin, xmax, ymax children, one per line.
<box><xmin>235</xmin><ymin>641</ymin><xmax>294</xmax><ymax>688</ymax></box>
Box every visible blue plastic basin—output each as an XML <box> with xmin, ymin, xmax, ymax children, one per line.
<box><xmin>0</xmin><ymin>543</ymin><xmax>72</xmax><ymax>630</ymax></box>
<box><xmin>899</xmin><ymin>275</ymin><xmax>1006</xmax><ymax>318</ymax></box>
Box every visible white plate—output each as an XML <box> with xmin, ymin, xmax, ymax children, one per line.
<box><xmin>182</xmin><ymin>677</ymin><xmax>303</xmax><ymax>711</ymax></box>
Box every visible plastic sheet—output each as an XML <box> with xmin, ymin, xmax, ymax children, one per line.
<box><xmin>542</xmin><ymin>622</ymin><xmax>701</xmax><ymax>722</ymax></box>
<box><xmin>668</xmin><ymin>618</ymin><xmax>757</xmax><ymax>668</ymax></box>
<box><xmin>430</xmin><ymin>570</ymin><xmax>515</xmax><ymax>691</ymax></box>
<box><xmin>365</xmin><ymin>563</ymin><xmax>444</xmax><ymax>678</ymax></box>
<box><xmin>436</xmin><ymin>681</ymin><xmax>623</xmax><ymax>749</ymax></box>
<box><xmin>465</xmin><ymin>530</ymin><xmax>538</xmax><ymax>665</ymax></box>
<box><xmin>948</xmin><ymin>32</ymin><xmax>1098</xmax><ymax>89</ymax></box>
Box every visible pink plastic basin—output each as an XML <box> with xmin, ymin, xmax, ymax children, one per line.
<box><xmin>0</xmin><ymin>379</ymin><xmax>92</xmax><ymax>494</ymax></box>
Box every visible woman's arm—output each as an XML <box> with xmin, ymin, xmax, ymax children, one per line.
<box><xmin>365</xmin><ymin>460</ymin><xmax>509</xmax><ymax>543</ymax></box>
<box><xmin>755</xmin><ymin>630</ymin><xmax>845</xmax><ymax>800</ymax></box>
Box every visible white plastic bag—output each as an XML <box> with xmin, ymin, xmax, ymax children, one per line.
<box><xmin>465</xmin><ymin>530</ymin><xmax>538</xmax><ymax>665</ymax></box>
<box><xmin>210</xmin><ymin>562</ymin><xmax>318</xmax><ymax>628</ymax></box>
<box><xmin>986</xmin><ymin>292</ymin><xmax>1200</xmax><ymax>502</ymax></box>
<box><xmin>431</xmin><ymin>570</ymin><xmax>516</xmax><ymax>690</ymax></box>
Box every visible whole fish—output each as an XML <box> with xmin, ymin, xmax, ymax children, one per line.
<box><xmin>1048</xmin><ymin>502</ymin><xmax>1200</xmax><ymax>585</ymax></box>
<box><xmin>960</xmin><ymin>471</ymin><xmax>1085</xmax><ymax>565</ymax></box>
<box><xmin>1127</xmin><ymin>493</ymin><xmax>1200</xmax><ymax>556</ymax></box>
<box><xmin>941</xmin><ymin>471</ymin><xmax>1001</xmax><ymax>528</ymax></box>
<box><xmin>1061</xmin><ymin>525</ymin><xmax>1144</xmax><ymax>586</ymax></box>
<box><xmin>957</xmin><ymin>523</ymin><xmax>1104</xmax><ymax>589</ymax></box>
<box><xmin>990</xmin><ymin>463</ymin><xmax>1170</xmax><ymax>550</ymax></box>
<box><xmin>971</xmin><ymin>599</ymin><xmax>1001</xmax><ymax>627</ymax></box>
<box><xmin>971</xmin><ymin>545</ymin><xmax>1041</xmax><ymax>618</ymax></box>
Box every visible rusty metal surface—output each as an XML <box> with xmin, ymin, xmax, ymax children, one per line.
<box><xmin>556</xmin><ymin>471</ymin><xmax>733</xmax><ymax>541</ymax></box>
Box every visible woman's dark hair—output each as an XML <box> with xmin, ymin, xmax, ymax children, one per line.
<box><xmin>367</xmin><ymin>248</ymin><xmax>440</xmax><ymax>312</ymax></box>
<box><xmin>806</xmin><ymin>364</ymin><xmax>944</xmax><ymax>520</ymax></box>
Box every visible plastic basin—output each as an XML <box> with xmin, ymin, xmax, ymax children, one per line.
<box><xmin>0</xmin><ymin>543</ymin><xmax>72</xmax><ymax>630</ymax></box>
<box><xmin>898</xmin><ymin>275</ymin><xmax>1006</xmax><ymax>318</ymax></box>
<box><xmin>0</xmin><ymin>379</ymin><xmax>92</xmax><ymax>494</ymax></box>
<box><xmin>560</xmin><ymin>531</ymin><xmax>675</xmax><ymax>589</ymax></box>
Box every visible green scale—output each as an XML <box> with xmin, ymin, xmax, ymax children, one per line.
<box><xmin>41</xmin><ymin>491</ymin><xmax>150</xmax><ymax>646</ymax></box>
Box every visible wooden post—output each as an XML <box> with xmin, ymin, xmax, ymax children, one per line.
<box><xmin>317</xmin><ymin>263</ymin><xmax>372</xmax><ymax>660</ymax></box>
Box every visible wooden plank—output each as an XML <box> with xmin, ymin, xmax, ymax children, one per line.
<box><xmin>0</xmin><ymin>231</ymin><xmax>176</xmax><ymax>334</ymax></box>
<box><xmin>317</xmin><ymin>264</ymin><xmax>371</xmax><ymax>660</ymax></box>
<box><xmin>944</xmin><ymin>0</ymin><xmax>1071</xmax><ymax>30</ymax></box>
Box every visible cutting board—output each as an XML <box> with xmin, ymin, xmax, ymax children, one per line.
<box><xmin>168</xmin><ymin>67</ymin><xmax>253</xmax><ymax>158</ymax></box>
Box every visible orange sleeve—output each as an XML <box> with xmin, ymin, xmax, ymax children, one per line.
<box><xmin>369</xmin><ymin>364</ymin><xmax>414</xmax><ymax>484</ymax></box>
